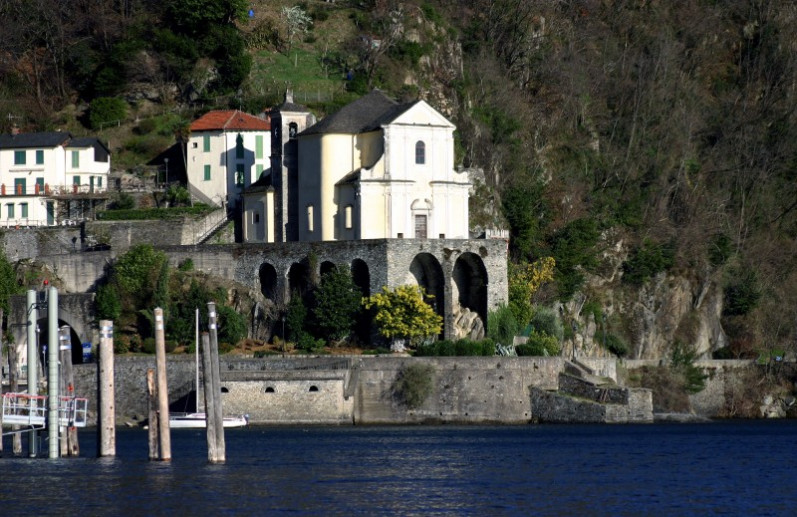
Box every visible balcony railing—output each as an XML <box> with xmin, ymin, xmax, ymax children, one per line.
<box><xmin>0</xmin><ymin>183</ymin><xmax>107</xmax><ymax>196</ymax></box>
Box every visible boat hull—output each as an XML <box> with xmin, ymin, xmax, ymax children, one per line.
<box><xmin>169</xmin><ymin>413</ymin><xmax>248</xmax><ymax>429</ymax></box>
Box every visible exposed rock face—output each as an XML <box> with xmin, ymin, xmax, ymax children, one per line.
<box><xmin>566</xmin><ymin>232</ymin><xmax>728</xmax><ymax>361</ymax></box>
<box><xmin>451</xmin><ymin>305</ymin><xmax>485</xmax><ymax>341</ymax></box>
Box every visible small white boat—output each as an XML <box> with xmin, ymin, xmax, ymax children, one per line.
<box><xmin>169</xmin><ymin>412</ymin><xmax>249</xmax><ymax>429</ymax></box>
<box><xmin>168</xmin><ymin>309</ymin><xmax>249</xmax><ymax>430</ymax></box>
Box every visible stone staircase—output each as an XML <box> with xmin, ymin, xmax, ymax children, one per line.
<box><xmin>530</xmin><ymin>360</ymin><xmax>654</xmax><ymax>423</ymax></box>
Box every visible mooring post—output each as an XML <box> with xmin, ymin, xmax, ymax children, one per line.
<box><xmin>200</xmin><ymin>332</ymin><xmax>218</xmax><ymax>462</ymax></box>
<box><xmin>59</xmin><ymin>325</ymin><xmax>79</xmax><ymax>457</ymax></box>
<box><xmin>147</xmin><ymin>368</ymin><xmax>159</xmax><ymax>460</ymax></box>
<box><xmin>26</xmin><ymin>289</ymin><xmax>38</xmax><ymax>457</ymax></box>
<box><xmin>154</xmin><ymin>307</ymin><xmax>171</xmax><ymax>461</ymax></box>
<box><xmin>207</xmin><ymin>302</ymin><xmax>226</xmax><ymax>462</ymax></box>
<box><xmin>7</xmin><ymin>336</ymin><xmax>22</xmax><ymax>455</ymax></box>
<box><xmin>47</xmin><ymin>286</ymin><xmax>59</xmax><ymax>459</ymax></box>
<box><xmin>98</xmin><ymin>320</ymin><xmax>116</xmax><ymax>457</ymax></box>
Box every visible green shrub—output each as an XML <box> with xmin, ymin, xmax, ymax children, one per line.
<box><xmin>141</xmin><ymin>337</ymin><xmax>156</xmax><ymax>354</ymax></box>
<box><xmin>416</xmin><ymin>339</ymin><xmax>495</xmax><ymax>356</ymax></box>
<box><xmin>296</xmin><ymin>332</ymin><xmax>324</xmax><ymax>353</ymax></box>
<box><xmin>89</xmin><ymin>97</ymin><xmax>127</xmax><ymax>129</ymax></box>
<box><xmin>393</xmin><ymin>363</ymin><xmax>435</xmax><ymax>409</ymax></box>
<box><xmin>708</xmin><ymin>232</ymin><xmax>733</xmax><ymax>267</ymax></box>
<box><xmin>604</xmin><ymin>333</ymin><xmax>629</xmax><ymax>357</ymax></box>
<box><xmin>515</xmin><ymin>331</ymin><xmax>560</xmax><ymax>356</ymax></box>
<box><xmin>487</xmin><ymin>304</ymin><xmax>519</xmax><ymax>347</ymax></box>
<box><xmin>549</xmin><ymin>218</ymin><xmax>600</xmax><ymax>300</ymax></box>
<box><xmin>671</xmin><ymin>341</ymin><xmax>707</xmax><ymax>394</ymax></box>
<box><xmin>178</xmin><ymin>259</ymin><xmax>194</xmax><ymax>272</ymax></box>
<box><xmin>622</xmin><ymin>238</ymin><xmax>675</xmax><ymax>286</ymax></box>
<box><xmin>530</xmin><ymin>306</ymin><xmax>563</xmax><ymax>341</ymax></box>
<box><xmin>111</xmin><ymin>192</ymin><xmax>136</xmax><ymax>210</ymax></box>
<box><xmin>723</xmin><ymin>268</ymin><xmax>761</xmax><ymax>316</ymax></box>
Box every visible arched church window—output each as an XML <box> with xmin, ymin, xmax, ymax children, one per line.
<box><xmin>415</xmin><ymin>141</ymin><xmax>426</xmax><ymax>164</ymax></box>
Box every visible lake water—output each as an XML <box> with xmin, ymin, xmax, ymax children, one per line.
<box><xmin>1</xmin><ymin>421</ymin><xmax>795</xmax><ymax>515</ymax></box>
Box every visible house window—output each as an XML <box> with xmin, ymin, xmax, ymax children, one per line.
<box><xmin>345</xmin><ymin>205</ymin><xmax>353</xmax><ymax>229</ymax></box>
<box><xmin>256</xmin><ymin>135</ymin><xmax>264</xmax><ymax>159</ymax></box>
<box><xmin>14</xmin><ymin>150</ymin><xmax>25</xmax><ymax>165</ymax></box>
<box><xmin>204</xmin><ymin>164</ymin><xmax>211</xmax><ymax>181</ymax></box>
<box><xmin>203</xmin><ymin>135</ymin><xmax>210</xmax><ymax>152</ymax></box>
<box><xmin>254</xmin><ymin>212</ymin><xmax>260</xmax><ymax>224</ymax></box>
<box><xmin>20</xmin><ymin>203</ymin><xmax>28</xmax><ymax>218</ymax></box>
<box><xmin>73</xmin><ymin>176</ymin><xmax>80</xmax><ymax>185</ymax></box>
<box><xmin>289</xmin><ymin>122</ymin><xmax>298</xmax><ymax>139</ymax></box>
<box><xmin>35</xmin><ymin>150</ymin><xmax>44</xmax><ymax>164</ymax></box>
<box><xmin>14</xmin><ymin>178</ymin><xmax>25</xmax><ymax>195</ymax></box>
<box><xmin>36</xmin><ymin>177</ymin><xmax>44</xmax><ymax>193</ymax></box>
<box><xmin>7</xmin><ymin>204</ymin><xmax>14</xmax><ymax>219</ymax></box>
<box><xmin>235</xmin><ymin>164</ymin><xmax>245</xmax><ymax>186</ymax></box>
<box><xmin>307</xmin><ymin>205</ymin><xmax>314</xmax><ymax>232</ymax></box>
<box><xmin>415</xmin><ymin>214</ymin><xmax>428</xmax><ymax>239</ymax></box>
<box><xmin>415</xmin><ymin>141</ymin><xmax>425</xmax><ymax>164</ymax></box>
<box><xmin>236</xmin><ymin>134</ymin><xmax>244</xmax><ymax>159</ymax></box>
<box><xmin>71</xmin><ymin>150</ymin><xmax>80</xmax><ymax>168</ymax></box>
<box><xmin>97</xmin><ymin>177</ymin><xmax>103</xmax><ymax>188</ymax></box>
<box><xmin>192</xmin><ymin>142</ymin><xmax>198</xmax><ymax>148</ymax></box>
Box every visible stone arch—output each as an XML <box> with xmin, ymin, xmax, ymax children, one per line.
<box><xmin>351</xmin><ymin>259</ymin><xmax>370</xmax><ymax>297</ymax></box>
<box><xmin>320</xmin><ymin>260</ymin><xmax>337</xmax><ymax>277</ymax></box>
<box><xmin>409</xmin><ymin>253</ymin><xmax>445</xmax><ymax>321</ymax></box>
<box><xmin>453</xmin><ymin>252</ymin><xmax>489</xmax><ymax>334</ymax></box>
<box><xmin>287</xmin><ymin>260</ymin><xmax>312</xmax><ymax>300</ymax></box>
<box><xmin>36</xmin><ymin>318</ymin><xmax>83</xmax><ymax>366</ymax></box>
<box><xmin>259</xmin><ymin>262</ymin><xmax>278</xmax><ymax>302</ymax></box>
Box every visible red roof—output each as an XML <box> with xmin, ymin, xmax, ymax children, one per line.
<box><xmin>190</xmin><ymin>110</ymin><xmax>271</xmax><ymax>132</ymax></box>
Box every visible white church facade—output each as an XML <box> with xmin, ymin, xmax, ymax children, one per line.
<box><xmin>242</xmin><ymin>90</ymin><xmax>470</xmax><ymax>243</ymax></box>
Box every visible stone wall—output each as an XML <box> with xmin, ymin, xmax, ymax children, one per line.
<box><xmin>1</xmin><ymin>227</ymin><xmax>83</xmax><ymax>261</ymax></box>
<box><xmin>71</xmin><ymin>356</ymin><xmax>564</xmax><ymax>426</ymax></box>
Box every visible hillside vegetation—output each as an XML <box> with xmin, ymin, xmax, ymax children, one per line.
<box><xmin>2</xmin><ymin>0</ymin><xmax>797</xmax><ymax>363</ymax></box>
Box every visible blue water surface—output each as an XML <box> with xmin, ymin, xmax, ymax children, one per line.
<box><xmin>1</xmin><ymin>421</ymin><xmax>795</xmax><ymax>516</ymax></box>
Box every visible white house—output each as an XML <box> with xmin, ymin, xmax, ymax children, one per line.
<box><xmin>0</xmin><ymin>130</ymin><xmax>110</xmax><ymax>227</ymax></box>
<box><xmin>243</xmin><ymin>90</ymin><xmax>470</xmax><ymax>243</ymax></box>
<box><xmin>186</xmin><ymin>110</ymin><xmax>271</xmax><ymax>209</ymax></box>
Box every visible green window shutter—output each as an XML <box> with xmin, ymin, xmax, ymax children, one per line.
<box><xmin>72</xmin><ymin>150</ymin><xmax>80</xmax><ymax>168</ymax></box>
<box><xmin>36</xmin><ymin>177</ymin><xmax>44</xmax><ymax>192</ymax></box>
<box><xmin>36</xmin><ymin>150</ymin><xmax>44</xmax><ymax>164</ymax></box>
<box><xmin>21</xmin><ymin>203</ymin><xmax>28</xmax><ymax>218</ymax></box>
<box><xmin>204</xmin><ymin>164</ymin><xmax>211</xmax><ymax>181</ymax></box>
<box><xmin>203</xmin><ymin>134</ymin><xmax>210</xmax><ymax>152</ymax></box>
<box><xmin>14</xmin><ymin>178</ymin><xmax>25</xmax><ymax>195</ymax></box>
<box><xmin>256</xmin><ymin>164</ymin><xmax>264</xmax><ymax>177</ymax></box>
<box><xmin>97</xmin><ymin>177</ymin><xmax>103</xmax><ymax>188</ymax></box>
<box><xmin>14</xmin><ymin>150</ymin><xmax>25</xmax><ymax>165</ymax></box>
<box><xmin>73</xmin><ymin>176</ymin><xmax>80</xmax><ymax>185</ymax></box>
<box><xmin>256</xmin><ymin>135</ymin><xmax>263</xmax><ymax>159</ymax></box>
<box><xmin>7</xmin><ymin>204</ymin><xmax>14</xmax><ymax>218</ymax></box>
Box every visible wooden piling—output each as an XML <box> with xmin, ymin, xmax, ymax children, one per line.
<box><xmin>147</xmin><ymin>368</ymin><xmax>159</xmax><ymax>460</ymax></box>
<box><xmin>200</xmin><ymin>332</ymin><xmax>219</xmax><ymax>462</ymax></box>
<box><xmin>98</xmin><ymin>320</ymin><xmax>115</xmax><ymax>457</ymax></box>
<box><xmin>207</xmin><ymin>302</ymin><xmax>226</xmax><ymax>462</ymax></box>
<box><xmin>154</xmin><ymin>307</ymin><xmax>171</xmax><ymax>461</ymax></box>
<box><xmin>7</xmin><ymin>335</ymin><xmax>22</xmax><ymax>455</ymax></box>
<box><xmin>59</xmin><ymin>326</ymin><xmax>79</xmax><ymax>457</ymax></box>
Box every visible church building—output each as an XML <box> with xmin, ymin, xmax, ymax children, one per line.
<box><xmin>243</xmin><ymin>90</ymin><xmax>470</xmax><ymax>243</ymax></box>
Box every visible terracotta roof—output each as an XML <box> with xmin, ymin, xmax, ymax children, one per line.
<box><xmin>190</xmin><ymin>110</ymin><xmax>271</xmax><ymax>132</ymax></box>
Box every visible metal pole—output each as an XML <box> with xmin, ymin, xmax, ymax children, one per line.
<box><xmin>98</xmin><ymin>320</ymin><xmax>116</xmax><ymax>457</ymax></box>
<box><xmin>26</xmin><ymin>290</ymin><xmax>38</xmax><ymax>457</ymax></box>
<box><xmin>47</xmin><ymin>286</ymin><xmax>59</xmax><ymax>459</ymax></box>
